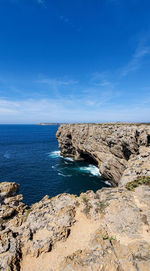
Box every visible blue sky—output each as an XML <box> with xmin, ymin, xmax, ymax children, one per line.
<box><xmin>0</xmin><ymin>0</ymin><xmax>150</xmax><ymax>123</ymax></box>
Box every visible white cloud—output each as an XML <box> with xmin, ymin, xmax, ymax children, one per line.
<box><xmin>0</xmin><ymin>96</ymin><xmax>150</xmax><ymax>124</ymax></box>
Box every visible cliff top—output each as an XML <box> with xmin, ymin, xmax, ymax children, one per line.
<box><xmin>0</xmin><ymin>181</ymin><xmax>150</xmax><ymax>270</ymax></box>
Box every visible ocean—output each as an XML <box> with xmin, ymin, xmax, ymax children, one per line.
<box><xmin>0</xmin><ymin>125</ymin><xmax>110</xmax><ymax>205</ymax></box>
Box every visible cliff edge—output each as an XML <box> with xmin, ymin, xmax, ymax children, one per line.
<box><xmin>0</xmin><ymin>181</ymin><xmax>150</xmax><ymax>270</ymax></box>
<box><xmin>56</xmin><ymin>123</ymin><xmax>150</xmax><ymax>186</ymax></box>
<box><xmin>1</xmin><ymin>123</ymin><xmax>150</xmax><ymax>270</ymax></box>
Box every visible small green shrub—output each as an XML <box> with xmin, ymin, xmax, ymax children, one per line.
<box><xmin>102</xmin><ymin>233</ymin><xmax>109</xmax><ymax>240</ymax></box>
<box><xmin>103</xmin><ymin>233</ymin><xmax>116</xmax><ymax>243</ymax></box>
<box><xmin>82</xmin><ymin>196</ymin><xmax>89</xmax><ymax>204</ymax></box>
<box><xmin>126</xmin><ymin>176</ymin><xmax>150</xmax><ymax>191</ymax></box>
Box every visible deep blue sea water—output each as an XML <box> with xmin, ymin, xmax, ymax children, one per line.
<box><xmin>0</xmin><ymin>125</ymin><xmax>110</xmax><ymax>205</ymax></box>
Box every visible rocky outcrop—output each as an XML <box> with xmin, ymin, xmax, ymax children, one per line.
<box><xmin>56</xmin><ymin>123</ymin><xmax>150</xmax><ymax>186</ymax></box>
<box><xmin>0</xmin><ymin>181</ymin><xmax>150</xmax><ymax>270</ymax></box>
<box><xmin>1</xmin><ymin>123</ymin><xmax>150</xmax><ymax>270</ymax></box>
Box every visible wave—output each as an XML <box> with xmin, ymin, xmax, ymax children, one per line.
<box><xmin>105</xmin><ymin>181</ymin><xmax>111</xmax><ymax>186</ymax></box>
<box><xmin>64</xmin><ymin>157</ymin><xmax>74</xmax><ymax>162</ymax></box>
<box><xmin>51</xmin><ymin>165</ymin><xmax>59</xmax><ymax>169</ymax></box>
<box><xmin>48</xmin><ymin>151</ymin><xmax>61</xmax><ymax>158</ymax></box>
<box><xmin>78</xmin><ymin>164</ymin><xmax>100</xmax><ymax>176</ymax></box>
<box><xmin>48</xmin><ymin>151</ymin><xmax>74</xmax><ymax>162</ymax></box>
<box><xmin>58</xmin><ymin>172</ymin><xmax>72</xmax><ymax>177</ymax></box>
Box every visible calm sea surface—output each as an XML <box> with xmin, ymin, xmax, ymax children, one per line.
<box><xmin>0</xmin><ymin>125</ymin><xmax>110</xmax><ymax>205</ymax></box>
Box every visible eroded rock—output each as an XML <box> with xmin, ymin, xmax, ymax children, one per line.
<box><xmin>0</xmin><ymin>181</ymin><xmax>150</xmax><ymax>270</ymax></box>
<box><xmin>56</xmin><ymin>124</ymin><xmax>150</xmax><ymax>186</ymax></box>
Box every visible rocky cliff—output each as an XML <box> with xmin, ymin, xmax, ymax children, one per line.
<box><xmin>56</xmin><ymin>123</ymin><xmax>150</xmax><ymax>186</ymax></box>
<box><xmin>0</xmin><ymin>180</ymin><xmax>150</xmax><ymax>270</ymax></box>
<box><xmin>1</xmin><ymin>123</ymin><xmax>150</xmax><ymax>270</ymax></box>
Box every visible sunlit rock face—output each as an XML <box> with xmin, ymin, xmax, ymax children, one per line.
<box><xmin>1</xmin><ymin>123</ymin><xmax>150</xmax><ymax>270</ymax></box>
<box><xmin>56</xmin><ymin>123</ymin><xmax>150</xmax><ymax>186</ymax></box>
<box><xmin>0</xmin><ymin>181</ymin><xmax>150</xmax><ymax>271</ymax></box>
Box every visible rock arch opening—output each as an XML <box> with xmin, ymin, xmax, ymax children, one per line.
<box><xmin>79</xmin><ymin>151</ymin><xmax>98</xmax><ymax>166</ymax></box>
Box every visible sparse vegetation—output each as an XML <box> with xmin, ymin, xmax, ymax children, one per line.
<box><xmin>95</xmin><ymin>201</ymin><xmax>109</xmax><ymax>213</ymax></box>
<box><xmin>102</xmin><ymin>233</ymin><xmax>116</xmax><ymax>243</ymax></box>
<box><xmin>24</xmin><ymin>208</ymin><xmax>32</xmax><ymax>221</ymax></box>
<box><xmin>126</xmin><ymin>176</ymin><xmax>150</xmax><ymax>191</ymax></box>
<box><xmin>102</xmin><ymin>233</ymin><xmax>109</xmax><ymax>240</ymax></box>
<box><xmin>82</xmin><ymin>196</ymin><xmax>89</xmax><ymax>204</ymax></box>
<box><xmin>82</xmin><ymin>196</ymin><xmax>92</xmax><ymax>217</ymax></box>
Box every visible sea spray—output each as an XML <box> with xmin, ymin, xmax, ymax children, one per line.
<box><xmin>78</xmin><ymin>164</ymin><xmax>100</xmax><ymax>177</ymax></box>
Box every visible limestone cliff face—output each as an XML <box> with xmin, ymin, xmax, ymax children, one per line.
<box><xmin>0</xmin><ymin>181</ymin><xmax>150</xmax><ymax>271</ymax></box>
<box><xmin>56</xmin><ymin>123</ymin><xmax>150</xmax><ymax>186</ymax></box>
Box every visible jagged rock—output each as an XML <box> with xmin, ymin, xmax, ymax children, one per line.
<box><xmin>0</xmin><ymin>180</ymin><xmax>149</xmax><ymax>270</ymax></box>
<box><xmin>0</xmin><ymin>182</ymin><xmax>20</xmax><ymax>199</ymax></box>
<box><xmin>56</xmin><ymin>123</ymin><xmax>150</xmax><ymax>185</ymax></box>
<box><xmin>1</xmin><ymin>124</ymin><xmax>150</xmax><ymax>270</ymax></box>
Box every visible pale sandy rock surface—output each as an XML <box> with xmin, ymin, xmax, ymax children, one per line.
<box><xmin>0</xmin><ymin>182</ymin><xmax>150</xmax><ymax>270</ymax></box>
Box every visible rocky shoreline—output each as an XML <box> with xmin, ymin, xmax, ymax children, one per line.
<box><xmin>56</xmin><ymin>123</ymin><xmax>150</xmax><ymax>186</ymax></box>
<box><xmin>0</xmin><ymin>123</ymin><xmax>150</xmax><ymax>270</ymax></box>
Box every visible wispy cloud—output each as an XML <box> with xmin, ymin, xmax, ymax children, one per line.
<box><xmin>37</xmin><ymin>78</ymin><xmax>78</xmax><ymax>87</ymax></box>
<box><xmin>36</xmin><ymin>77</ymin><xmax>78</xmax><ymax>97</ymax></box>
<box><xmin>0</xmin><ymin>95</ymin><xmax>150</xmax><ymax>123</ymax></box>
<box><xmin>90</xmin><ymin>72</ymin><xmax>115</xmax><ymax>89</ymax></box>
<box><xmin>121</xmin><ymin>40</ymin><xmax>150</xmax><ymax>77</ymax></box>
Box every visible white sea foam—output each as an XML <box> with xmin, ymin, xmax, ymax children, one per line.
<box><xmin>105</xmin><ymin>181</ymin><xmax>111</xmax><ymax>186</ymax></box>
<box><xmin>64</xmin><ymin>157</ymin><xmax>74</xmax><ymax>162</ymax></box>
<box><xmin>49</xmin><ymin>151</ymin><xmax>60</xmax><ymax>158</ymax></box>
<box><xmin>79</xmin><ymin>164</ymin><xmax>100</xmax><ymax>176</ymax></box>
<box><xmin>58</xmin><ymin>173</ymin><xmax>72</xmax><ymax>177</ymax></box>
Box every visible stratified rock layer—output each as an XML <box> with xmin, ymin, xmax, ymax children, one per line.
<box><xmin>0</xmin><ymin>181</ymin><xmax>150</xmax><ymax>270</ymax></box>
<box><xmin>56</xmin><ymin>123</ymin><xmax>150</xmax><ymax>186</ymax></box>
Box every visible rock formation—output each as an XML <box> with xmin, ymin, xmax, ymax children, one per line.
<box><xmin>0</xmin><ymin>181</ymin><xmax>150</xmax><ymax>270</ymax></box>
<box><xmin>1</xmin><ymin>123</ymin><xmax>150</xmax><ymax>270</ymax></box>
<box><xmin>56</xmin><ymin>123</ymin><xmax>150</xmax><ymax>186</ymax></box>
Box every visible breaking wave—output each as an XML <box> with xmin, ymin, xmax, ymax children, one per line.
<box><xmin>48</xmin><ymin>151</ymin><xmax>61</xmax><ymax>158</ymax></box>
<box><xmin>104</xmin><ymin>181</ymin><xmax>111</xmax><ymax>186</ymax></box>
<box><xmin>78</xmin><ymin>164</ymin><xmax>100</xmax><ymax>176</ymax></box>
<box><xmin>64</xmin><ymin>157</ymin><xmax>74</xmax><ymax>162</ymax></box>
